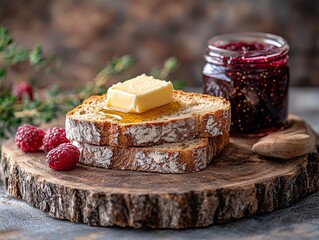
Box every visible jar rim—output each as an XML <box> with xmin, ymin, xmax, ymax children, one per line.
<box><xmin>207</xmin><ymin>32</ymin><xmax>289</xmax><ymax>59</ymax></box>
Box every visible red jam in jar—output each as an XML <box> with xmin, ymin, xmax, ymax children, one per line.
<box><xmin>203</xmin><ymin>32</ymin><xmax>289</xmax><ymax>136</ymax></box>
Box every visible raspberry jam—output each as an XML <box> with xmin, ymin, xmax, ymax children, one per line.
<box><xmin>203</xmin><ymin>33</ymin><xmax>289</xmax><ymax>136</ymax></box>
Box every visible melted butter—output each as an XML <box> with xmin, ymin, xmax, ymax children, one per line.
<box><xmin>98</xmin><ymin>100</ymin><xmax>182</xmax><ymax>123</ymax></box>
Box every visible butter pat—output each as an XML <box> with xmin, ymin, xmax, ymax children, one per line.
<box><xmin>106</xmin><ymin>74</ymin><xmax>173</xmax><ymax>113</ymax></box>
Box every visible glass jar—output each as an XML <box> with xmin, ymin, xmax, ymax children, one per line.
<box><xmin>203</xmin><ymin>32</ymin><xmax>289</xmax><ymax>136</ymax></box>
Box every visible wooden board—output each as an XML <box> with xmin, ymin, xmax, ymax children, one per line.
<box><xmin>1</xmin><ymin>137</ymin><xmax>319</xmax><ymax>229</ymax></box>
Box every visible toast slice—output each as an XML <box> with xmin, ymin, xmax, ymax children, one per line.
<box><xmin>72</xmin><ymin>134</ymin><xmax>229</xmax><ymax>173</ymax></box>
<box><xmin>66</xmin><ymin>90</ymin><xmax>231</xmax><ymax>147</ymax></box>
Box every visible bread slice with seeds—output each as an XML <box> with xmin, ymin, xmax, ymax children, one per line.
<box><xmin>66</xmin><ymin>90</ymin><xmax>231</xmax><ymax>147</ymax></box>
<box><xmin>72</xmin><ymin>134</ymin><xmax>229</xmax><ymax>174</ymax></box>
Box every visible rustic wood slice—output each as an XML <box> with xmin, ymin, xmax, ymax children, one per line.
<box><xmin>1</xmin><ymin>137</ymin><xmax>319</xmax><ymax>229</ymax></box>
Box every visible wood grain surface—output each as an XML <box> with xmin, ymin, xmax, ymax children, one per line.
<box><xmin>1</xmin><ymin>136</ymin><xmax>319</xmax><ymax>229</ymax></box>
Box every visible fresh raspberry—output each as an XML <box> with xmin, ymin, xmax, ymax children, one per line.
<box><xmin>43</xmin><ymin>127</ymin><xmax>70</xmax><ymax>153</ymax></box>
<box><xmin>46</xmin><ymin>143</ymin><xmax>80</xmax><ymax>171</ymax></box>
<box><xmin>15</xmin><ymin>124</ymin><xmax>45</xmax><ymax>152</ymax></box>
<box><xmin>12</xmin><ymin>81</ymin><xmax>33</xmax><ymax>101</ymax></box>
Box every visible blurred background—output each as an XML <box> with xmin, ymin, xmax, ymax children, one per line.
<box><xmin>0</xmin><ymin>0</ymin><xmax>318</xmax><ymax>89</ymax></box>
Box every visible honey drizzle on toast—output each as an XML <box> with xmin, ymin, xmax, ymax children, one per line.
<box><xmin>98</xmin><ymin>101</ymin><xmax>182</xmax><ymax>123</ymax></box>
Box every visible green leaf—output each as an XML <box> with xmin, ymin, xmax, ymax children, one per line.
<box><xmin>172</xmin><ymin>80</ymin><xmax>185</xmax><ymax>90</ymax></box>
<box><xmin>119</xmin><ymin>55</ymin><xmax>136</xmax><ymax>68</ymax></box>
<box><xmin>0</xmin><ymin>96</ymin><xmax>20</xmax><ymax>138</ymax></box>
<box><xmin>47</xmin><ymin>85</ymin><xmax>60</xmax><ymax>98</ymax></box>
<box><xmin>164</xmin><ymin>57</ymin><xmax>178</xmax><ymax>72</ymax></box>
<box><xmin>2</xmin><ymin>44</ymin><xmax>29</xmax><ymax>64</ymax></box>
<box><xmin>0</xmin><ymin>96</ymin><xmax>15</xmax><ymax>120</ymax></box>
<box><xmin>0</xmin><ymin>67</ymin><xmax>6</xmax><ymax>80</ymax></box>
<box><xmin>0</xmin><ymin>27</ymin><xmax>13</xmax><ymax>51</ymax></box>
<box><xmin>150</xmin><ymin>69</ymin><xmax>161</xmax><ymax>79</ymax></box>
<box><xmin>112</xmin><ymin>55</ymin><xmax>135</xmax><ymax>74</ymax></box>
<box><xmin>29</xmin><ymin>44</ymin><xmax>44</xmax><ymax>67</ymax></box>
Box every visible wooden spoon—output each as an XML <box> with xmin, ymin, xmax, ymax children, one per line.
<box><xmin>252</xmin><ymin>115</ymin><xmax>316</xmax><ymax>159</ymax></box>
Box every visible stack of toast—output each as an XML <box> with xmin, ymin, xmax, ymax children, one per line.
<box><xmin>66</xmin><ymin>90</ymin><xmax>231</xmax><ymax>173</ymax></box>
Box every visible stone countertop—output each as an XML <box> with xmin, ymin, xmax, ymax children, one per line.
<box><xmin>1</xmin><ymin>87</ymin><xmax>319</xmax><ymax>240</ymax></box>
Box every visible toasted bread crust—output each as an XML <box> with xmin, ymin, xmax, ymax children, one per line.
<box><xmin>66</xmin><ymin>90</ymin><xmax>231</xmax><ymax>147</ymax></box>
<box><xmin>72</xmin><ymin>134</ymin><xmax>229</xmax><ymax>173</ymax></box>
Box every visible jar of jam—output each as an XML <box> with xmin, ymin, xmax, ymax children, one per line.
<box><xmin>203</xmin><ymin>32</ymin><xmax>289</xmax><ymax>136</ymax></box>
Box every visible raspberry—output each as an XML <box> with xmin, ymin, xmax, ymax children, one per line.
<box><xmin>12</xmin><ymin>81</ymin><xmax>33</xmax><ymax>101</ymax></box>
<box><xmin>15</xmin><ymin>124</ymin><xmax>45</xmax><ymax>152</ymax></box>
<box><xmin>46</xmin><ymin>143</ymin><xmax>80</xmax><ymax>171</ymax></box>
<box><xmin>43</xmin><ymin>127</ymin><xmax>70</xmax><ymax>153</ymax></box>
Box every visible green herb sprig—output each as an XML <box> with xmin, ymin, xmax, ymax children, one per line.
<box><xmin>0</xmin><ymin>26</ymin><xmax>58</xmax><ymax>138</ymax></box>
<box><xmin>151</xmin><ymin>57</ymin><xmax>185</xmax><ymax>89</ymax></box>
<box><xmin>0</xmin><ymin>27</ymin><xmax>57</xmax><ymax>86</ymax></box>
